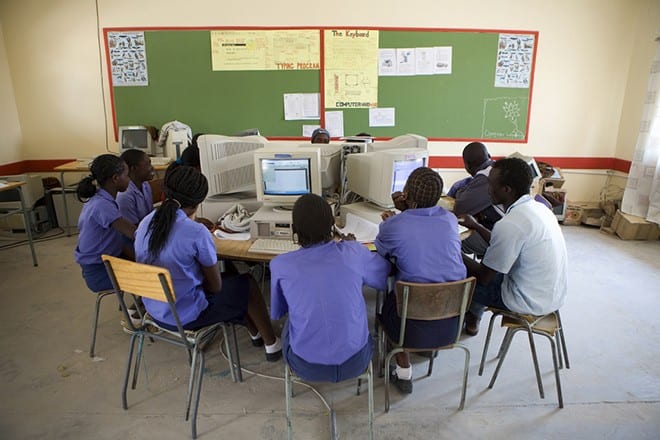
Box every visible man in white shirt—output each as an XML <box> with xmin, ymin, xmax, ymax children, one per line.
<box><xmin>460</xmin><ymin>157</ymin><xmax>568</xmax><ymax>336</ymax></box>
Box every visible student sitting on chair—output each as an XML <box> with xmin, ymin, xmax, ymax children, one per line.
<box><xmin>269</xmin><ymin>193</ymin><xmax>390</xmax><ymax>382</ymax></box>
<box><xmin>460</xmin><ymin>158</ymin><xmax>568</xmax><ymax>336</ymax></box>
<box><xmin>134</xmin><ymin>165</ymin><xmax>282</xmax><ymax>361</ymax></box>
<box><xmin>310</xmin><ymin>127</ymin><xmax>330</xmax><ymax>144</ymax></box>
<box><xmin>117</xmin><ymin>149</ymin><xmax>156</xmax><ymax>226</ymax></box>
<box><xmin>75</xmin><ymin>154</ymin><xmax>137</xmax><ymax>293</ymax></box>
<box><xmin>376</xmin><ymin>167</ymin><xmax>466</xmax><ymax>394</ymax></box>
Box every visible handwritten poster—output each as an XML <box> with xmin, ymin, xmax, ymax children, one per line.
<box><xmin>211</xmin><ymin>30</ymin><xmax>320</xmax><ymax>71</ymax></box>
<box><xmin>495</xmin><ymin>34</ymin><xmax>535</xmax><ymax>88</ymax></box>
<box><xmin>108</xmin><ymin>32</ymin><xmax>148</xmax><ymax>86</ymax></box>
<box><xmin>324</xmin><ymin>29</ymin><xmax>379</xmax><ymax>109</ymax></box>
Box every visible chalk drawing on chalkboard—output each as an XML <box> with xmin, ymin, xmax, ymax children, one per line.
<box><xmin>481</xmin><ymin>97</ymin><xmax>528</xmax><ymax>140</ymax></box>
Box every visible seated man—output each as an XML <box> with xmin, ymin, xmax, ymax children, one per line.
<box><xmin>451</xmin><ymin>142</ymin><xmax>504</xmax><ymax>256</ymax></box>
<box><xmin>270</xmin><ymin>194</ymin><xmax>390</xmax><ymax>382</ymax></box>
<box><xmin>461</xmin><ymin>158</ymin><xmax>568</xmax><ymax>336</ymax></box>
<box><xmin>376</xmin><ymin>167</ymin><xmax>466</xmax><ymax>394</ymax></box>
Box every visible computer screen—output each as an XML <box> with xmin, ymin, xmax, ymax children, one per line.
<box><xmin>254</xmin><ymin>146</ymin><xmax>322</xmax><ymax>207</ymax></box>
<box><xmin>118</xmin><ymin>126</ymin><xmax>156</xmax><ymax>155</ymax></box>
<box><xmin>508</xmin><ymin>151</ymin><xmax>542</xmax><ymax>181</ymax></box>
<box><xmin>198</xmin><ymin>134</ymin><xmax>268</xmax><ymax>196</ymax></box>
<box><xmin>346</xmin><ymin>148</ymin><xmax>429</xmax><ymax>208</ymax></box>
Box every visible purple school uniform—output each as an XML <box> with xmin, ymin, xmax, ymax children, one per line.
<box><xmin>270</xmin><ymin>240</ymin><xmax>390</xmax><ymax>365</ymax></box>
<box><xmin>134</xmin><ymin>210</ymin><xmax>216</xmax><ymax>326</ymax></box>
<box><xmin>74</xmin><ymin>189</ymin><xmax>123</xmax><ymax>265</ymax></box>
<box><xmin>375</xmin><ymin>206</ymin><xmax>466</xmax><ymax>283</ymax></box>
<box><xmin>117</xmin><ymin>180</ymin><xmax>153</xmax><ymax>225</ymax></box>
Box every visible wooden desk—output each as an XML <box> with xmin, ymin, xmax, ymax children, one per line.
<box><xmin>0</xmin><ymin>181</ymin><xmax>38</xmax><ymax>266</ymax></box>
<box><xmin>54</xmin><ymin>160</ymin><xmax>171</xmax><ymax>236</ymax></box>
<box><xmin>213</xmin><ymin>236</ymin><xmax>275</xmax><ymax>263</ymax></box>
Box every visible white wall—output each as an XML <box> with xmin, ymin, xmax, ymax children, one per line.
<box><xmin>0</xmin><ymin>22</ymin><xmax>23</xmax><ymax>164</ymax></box>
<box><xmin>0</xmin><ymin>0</ymin><xmax>658</xmax><ymax>172</ymax></box>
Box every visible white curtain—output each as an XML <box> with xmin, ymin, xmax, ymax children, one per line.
<box><xmin>622</xmin><ymin>39</ymin><xmax>660</xmax><ymax>224</ymax></box>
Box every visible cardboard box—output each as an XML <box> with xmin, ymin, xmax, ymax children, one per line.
<box><xmin>565</xmin><ymin>202</ymin><xmax>605</xmax><ymax>227</ymax></box>
<box><xmin>563</xmin><ymin>204</ymin><xmax>583</xmax><ymax>226</ymax></box>
<box><xmin>611</xmin><ymin>210</ymin><xmax>660</xmax><ymax>240</ymax></box>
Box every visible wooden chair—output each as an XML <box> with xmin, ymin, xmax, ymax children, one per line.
<box><xmin>478</xmin><ymin>307</ymin><xmax>570</xmax><ymax>408</ymax></box>
<box><xmin>101</xmin><ymin>255</ymin><xmax>243</xmax><ymax>439</ymax></box>
<box><xmin>285</xmin><ymin>362</ymin><xmax>374</xmax><ymax>440</ymax></box>
<box><xmin>377</xmin><ymin>277</ymin><xmax>476</xmax><ymax>412</ymax></box>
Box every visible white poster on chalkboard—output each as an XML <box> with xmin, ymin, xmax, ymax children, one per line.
<box><xmin>494</xmin><ymin>34</ymin><xmax>534</xmax><ymax>88</ymax></box>
<box><xmin>108</xmin><ymin>32</ymin><xmax>148</xmax><ymax>86</ymax></box>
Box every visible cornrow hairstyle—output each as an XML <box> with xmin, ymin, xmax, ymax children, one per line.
<box><xmin>76</xmin><ymin>154</ymin><xmax>125</xmax><ymax>202</ymax></box>
<box><xmin>405</xmin><ymin>167</ymin><xmax>444</xmax><ymax>208</ymax></box>
<box><xmin>120</xmin><ymin>148</ymin><xmax>148</xmax><ymax>170</ymax></box>
<box><xmin>492</xmin><ymin>157</ymin><xmax>533</xmax><ymax>198</ymax></box>
<box><xmin>292</xmin><ymin>193</ymin><xmax>334</xmax><ymax>247</ymax></box>
<box><xmin>147</xmin><ymin>165</ymin><xmax>209</xmax><ymax>260</ymax></box>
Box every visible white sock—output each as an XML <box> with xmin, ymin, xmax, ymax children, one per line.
<box><xmin>395</xmin><ymin>364</ymin><xmax>412</xmax><ymax>380</ymax></box>
<box><xmin>249</xmin><ymin>331</ymin><xmax>262</xmax><ymax>340</ymax></box>
<box><xmin>265</xmin><ymin>337</ymin><xmax>281</xmax><ymax>354</ymax></box>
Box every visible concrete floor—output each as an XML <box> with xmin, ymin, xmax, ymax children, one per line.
<box><xmin>1</xmin><ymin>225</ymin><xmax>659</xmax><ymax>439</ymax></box>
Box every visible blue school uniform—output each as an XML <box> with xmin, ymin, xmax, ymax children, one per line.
<box><xmin>270</xmin><ymin>240</ymin><xmax>390</xmax><ymax>381</ymax></box>
<box><xmin>117</xmin><ymin>180</ymin><xmax>153</xmax><ymax>225</ymax></box>
<box><xmin>75</xmin><ymin>189</ymin><xmax>124</xmax><ymax>292</ymax></box>
<box><xmin>134</xmin><ymin>210</ymin><xmax>247</xmax><ymax>329</ymax></box>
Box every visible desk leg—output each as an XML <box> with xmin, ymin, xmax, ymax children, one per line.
<box><xmin>60</xmin><ymin>171</ymin><xmax>71</xmax><ymax>236</ymax></box>
<box><xmin>18</xmin><ymin>186</ymin><xmax>38</xmax><ymax>267</ymax></box>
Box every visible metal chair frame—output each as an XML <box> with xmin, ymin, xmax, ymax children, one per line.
<box><xmin>478</xmin><ymin>308</ymin><xmax>570</xmax><ymax>408</ymax></box>
<box><xmin>285</xmin><ymin>361</ymin><xmax>374</xmax><ymax>440</ymax></box>
<box><xmin>377</xmin><ymin>277</ymin><xmax>476</xmax><ymax>412</ymax></box>
<box><xmin>88</xmin><ymin>289</ymin><xmax>114</xmax><ymax>357</ymax></box>
<box><xmin>102</xmin><ymin>255</ymin><xmax>243</xmax><ymax>439</ymax></box>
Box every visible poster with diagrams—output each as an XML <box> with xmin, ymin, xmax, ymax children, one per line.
<box><xmin>494</xmin><ymin>34</ymin><xmax>535</xmax><ymax>88</ymax></box>
<box><xmin>210</xmin><ymin>30</ymin><xmax>320</xmax><ymax>71</ymax></box>
<box><xmin>108</xmin><ymin>32</ymin><xmax>148</xmax><ymax>86</ymax></box>
<box><xmin>379</xmin><ymin>46</ymin><xmax>452</xmax><ymax>76</ymax></box>
<box><xmin>324</xmin><ymin>29</ymin><xmax>379</xmax><ymax>109</ymax></box>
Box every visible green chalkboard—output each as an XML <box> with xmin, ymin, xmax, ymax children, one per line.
<box><xmin>109</xmin><ymin>28</ymin><xmax>535</xmax><ymax>141</ymax></box>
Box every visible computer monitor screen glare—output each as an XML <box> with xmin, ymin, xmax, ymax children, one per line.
<box><xmin>122</xmin><ymin>129</ymin><xmax>149</xmax><ymax>150</ymax></box>
<box><xmin>261</xmin><ymin>157</ymin><xmax>312</xmax><ymax>196</ymax></box>
<box><xmin>392</xmin><ymin>157</ymin><xmax>426</xmax><ymax>192</ymax></box>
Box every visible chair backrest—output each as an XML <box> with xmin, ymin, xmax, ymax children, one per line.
<box><xmin>395</xmin><ymin>277</ymin><xmax>476</xmax><ymax>346</ymax></box>
<box><xmin>101</xmin><ymin>254</ymin><xmax>188</xmax><ymax>337</ymax></box>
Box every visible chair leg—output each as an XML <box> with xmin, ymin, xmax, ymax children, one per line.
<box><xmin>89</xmin><ymin>290</ymin><xmax>112</xmax><ymax>357</ymax></box>
<box><xmin>367</xmin><ymin>362</ymin><xmax>374</xmax><ymax>440</ymax></box>
<box><xmin>383</xmin><ymin>348</ymin><xmax>401</xmax><ymax>412</ymax></box>
<box><xmin>478</xmin><ymin>312</ymin><xmax>499</xmax><ymax>376</ymax></box>
<box><xmin>185</xmin><ymin>346</ymin><xmax>199</xmax><ymax>421</ymax></box>
<box><xmin>231</xmin><ymin>324</ymin><xmax>243</xmax><ymax>383</ymax></box>
<box><xmin>190</xmin><ymin>351</ymin><xmax>205</xmax><ymax>439</ymax></box>
<box><xmin>285</xmin><ymin>366</ymin><xmax>293</xmax><ymax>440</ymax></box>
<box><xmin>377</xmin><ymin>326</ymin><xmax>385</xmax><ymax>378</ymax></box>
<box><xmin>457</xmin><ymin>345</ymin><xmax>470</xmax><ymax>410</ymax></box>
<box><xmin>488</xmin><ymin>328</ymin><xmax>515</xmax><ymax>389</ymax></box>
<box><xmin>122</xmin><ymin>331</ymin><xmax>139</xmax><ymax>410</ymax></box>
<box><xmin>556</xmin><ymin>312</ymin><xmax>570</xmax><ymax>369</ymax></box>
<box><xmin>427</xmin><ymin>354</ymin><xmax>434</xmax><ymax>377</ymax></box>
<box><xmin>524</xmin><ymin>325</ymin><xmax>545</xmax><ymax>399</ymax></box>
<box><xmin>131</xmin><ymin>333</ymin><xmax>145</xmax><ymax>390</ymax></box>
<box><xmin>539</xmin><ymin>332</ymin><xmax>564</xmax><ymax>408</ymax></box>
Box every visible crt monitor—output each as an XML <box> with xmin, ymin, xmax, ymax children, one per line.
<box><xmin>367</xmin><ymin>133</ymin><xmax>428</xmax><ymax>152</ymax></box>
<box><xmin>508</xmin><ymin>151</ymin><xmax>542</xmax><ymax>181</ymax></box>
<box><xmin>253</xmin><ymin>146</ymin><xmax>322</xmax><ymax>208</ymax></box>
<box><xmin>198</xmin><ymin>134</ymin><xmax>268</xmax><ymax>196</ymax></box>
<box><xmin>118</xmin><ymin>126</ymin><xmax>156</xmax><ymax>155</ymax></box>
<box><xmin>346</xmin><ymin>148</ymin><xmax>429</xmax><ymax>209</ymax></box>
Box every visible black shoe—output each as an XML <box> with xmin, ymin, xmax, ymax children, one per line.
<box><xmin>389</xmin><ymin>366</ymin><xmax>413</xmax><ymax>394</ymax></box>
<box><xmin>265</xmin><ymin>350</ymin><xmax>282</xmax><ymax>362</ymax></box>
<box><xmin>250</xmin><ymin>336</ymin><xmax>264</xmax><ymax>347</ymax></box>
<box><xmin>464</xmin><ymin>312</ymin><xmax>481</xmax><ymax>336</ymax></box>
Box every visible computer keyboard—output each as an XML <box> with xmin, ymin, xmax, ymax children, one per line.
<box><xmin>248</xmin><ymin>238</ymin><xmax>300</xmax><ymax>255</ymax></box>
<box><xmin>150</xmin><ymin>157</ymin><xmax>173</xmax><ymax>166</ymax></box>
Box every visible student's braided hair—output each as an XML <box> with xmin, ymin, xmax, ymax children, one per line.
<box><xmin>147</xmin><ymin>164</ymin><xmax>209</xmax><ymax>260</ymax></box>
<box><xmin>76</xmin><ymin>154</ymin><xmax>125</xmax><ymax>202</ymax></box>
<box><xmin>292</xmin><ymin>193</ymin><xmax>334</xmax><ymax>247</ymax></box>
<box><xmin>405</xmin><ymin>167</ymin><xmax>443</xmax><ymax>208</ymax></box>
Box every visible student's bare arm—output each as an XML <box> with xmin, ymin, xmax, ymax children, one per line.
<box><xmin>463</xmin><ymin>254</ymin><xmax>498</xmax><ymax>285</ymax></box>
<box><xmin>111</xmin><ymin>217</ymin><xmax>137</xmax><ymax>240</ymax></box>
<box><xmin>201</xmin><ymin>263</ymin><xmax>222</xmax><ymax>294</ymax></box>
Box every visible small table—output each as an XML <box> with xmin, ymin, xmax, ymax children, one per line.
<box><xmin>54</xmin><ymin>160</ymin><xmax>171</xmax><ymax>236</ymax></box>
<box><xmin>214</xmin><ymin>235</ymin><xmax>276</xmax><ymax>263</ymax></box>
<box><xmin>0</xmin><ymin>181</ymin><xmax>38</xmax><ymax>266</ymax></box>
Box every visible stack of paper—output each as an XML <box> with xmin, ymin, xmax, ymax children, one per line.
<box><xmin>335</xmin><ymin>213</ymin><xmax>379</xmax><ymax>243</ymax></box>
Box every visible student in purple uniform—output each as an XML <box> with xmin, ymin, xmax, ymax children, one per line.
<box><xmin>270</xmin><ymin>194</ymin><xmax>390</xmax><ymax>382</ymax></box>
<box><xmin>75</xmin><ymin>154</ymin><xmax>137</xmax><ymax>292</ymax></box>
<box><xmin>376</xmin><ymin>167</ymin><xmax>467</xmax><ymax>394</ymax></box>
<box><xmin>134</xmin><ymin>165</ymin><xmax>281</xmax><ymax>361</ymax></box>
<box><xmin>117</xmin><ymin>149</ymin><xmax>155</xmax><ymax>225</ymax></box>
